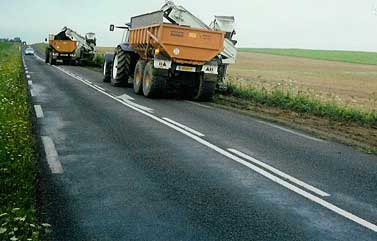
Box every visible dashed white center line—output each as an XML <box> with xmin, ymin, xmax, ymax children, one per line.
<box><xmin>41</xmin><ymin>136</ymin><xmax>63</xmax><ymax>174</ymax></box>
<box><xmin>228</xmin><ymin>148</ymin><xmax>330</xmax><ymax>197</ymax></box>
<box><xmin>34</xmin><ymin>105</ymin><xmax>44</xmax><ymax>118</ymax></box>
<box><xmin>163</xmin><ymin>117</ymin><xmax>205</xmax><ymax>137</ymax></box>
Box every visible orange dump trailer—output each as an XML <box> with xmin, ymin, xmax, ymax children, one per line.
<box><xmin>104</xmin><ymin>11</ymin><xmax>229</xmax><ymax>101</ymax></box>
<box><xmin>49</xmin><ymin>40</ymin><xmax>77</xmax><ymax>53</ymax></box>
<box><xmin>45</xmin><ymin>32</ymin><xmax>78</xmax><ymax>65</ymax></box>
<box><xmin>129</xmin><ymin>23</ymin><xmax>224</xmax><ymax>65</ymax></box>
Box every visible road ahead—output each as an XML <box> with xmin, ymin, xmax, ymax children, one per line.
<box><xmin>23</xmin><ymin>51</ymin><xmax>377</xmax><ymax>241</ymax></box>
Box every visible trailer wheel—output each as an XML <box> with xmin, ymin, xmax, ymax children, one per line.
<box><xmin>111</xmin><ymin>48</ymin><xmax>131</xmax><ymax>87</ymax></box>
<box><xmin>45</xmin><ymin>49</ymin><xmax>49</xmax><ymax>63</ymax></box>
<box><xmin>142</xmin><ymin>61</ymin><xmax>167</xmax><ymax>98</ymax></box>
<box><xmin>48</xmin><ymin>52</ymin><xmax>55</xmax><ymax>65</ymax></box>
<box><xmin>103</xmin><ymin>59</ymin><xmax>112</xmax><ymax>83</ymax></box>
<box><xmin>192</xmin><ymin>73</ymin><xmax>217</xmax><ymax>101</ymax></box>
<box><xmin>133</xmin><ymin>60</ymin><xmax>146</xmax><ymax>94</ymax></box>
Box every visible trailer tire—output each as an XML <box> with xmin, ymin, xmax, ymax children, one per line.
<box><xmin>103</xmin><ymin>58</ymin><xmax>112</xmax><ymax>83</ymax></box>
<box><xmin>192</xmin><ymin>73</ymin><xmax>217</xmax><ymax>101</ymax></box>
<box><xmin>142</xmin><ymin>61</ymin><xmax>167</xmax><ymax>98</ymax></box>
<box><xmin>45</xmin><ymin>49</ymin><xmax>49</xmax><ymax>63</ymax></box>
<box><xmin>111</xmin><ymin>48</ymin><xmax>131</xmax><ymax>87</ymax></box>
<box><xmin>48</xmin><ymin>52</ymin><xmax>55</xmax><ymax>65</ymax></box>
<box><xmin>133</xmin><ymin>60</ymin><xmax>146</xmax><ymax>95</ymax></box>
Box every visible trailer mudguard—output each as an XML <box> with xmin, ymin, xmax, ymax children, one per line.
<box><xmin>118</xmin><ymin>43</ymin><xmax>135</xmax><ymax>53</ymax></box>
<box><xmin>104</xmin><ymin>52</ymin><xmax>114</xmax><ymax>64</ymax></box>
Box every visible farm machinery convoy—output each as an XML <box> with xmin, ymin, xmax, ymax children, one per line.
<box><xmin>45</xmin><ymin>27</ymin><xmax>97</xmax><ymax>65</ymax></box>
<box><xmin>103</xmin><ymin>1</ymin><xmax>237</xmax><ymax>101</ymax></box>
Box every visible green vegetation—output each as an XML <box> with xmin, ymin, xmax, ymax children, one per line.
<box><xmin>94</xmin><ymin>53</ymin><xmax>104</xmax><ymax>67</ymax></box>
<box><xmin>222</xmin><ymin>81</ymin><xmax>377</xmax><ymax>127</ymax></box>
<box><xmin>34</xmin><ymin>43</ymin><xmax>47</xmax><ymax>54</ymax></box>
<box><xmin>0</xmin><ymin>43</ymin><xmax>49</xmax><ymax>240</ymax></box>
<box><xmin>239</xmin><ymin>48</ymin><xmax>377</xmax><ymax>65</ymax></box>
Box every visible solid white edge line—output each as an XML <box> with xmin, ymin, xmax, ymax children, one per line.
<box><xmin>93</xmin><ymin>84</ymin><xmax>106</xmax><ymax>91</ymax></box>
<box><xmin>117</xmin><ymin>93</ymin><xmax>135</xmax><ymax>101</ymax></box>
<box><xmin>34</xmin><ymin>105</ymin><xmax>44</xmax><ymax>118</ymax></box>
<box><xmin>257</xmin><ymin>120</ymin><xmax>325</xmax><ymax>143</ymax></box>
<box><xmin>163</xmin><ymin>117</ymin><xmax>205</xmax><ymax>137</ymax></box>
<box><xmin>228</xmin><ymin>148</ymin><xmax>330</xmax><ymax>197</ymax></box>
<box><xmin>49</xmin><ymin>58</ymin><xmax>377</xmax><ymax>233</ymax></box>
<box><xmin>41</xmin><ymin>136</ymin><xmax>63</xmax><ymax>174</ymax></box>
<box><xmin>185</xmin><ymin>100</ymin><xmax>213</xmax><ymax>109</ymax></box>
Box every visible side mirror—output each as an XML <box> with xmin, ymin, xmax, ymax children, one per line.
<box><xmin>44</xmin><ymin>38</ymin><xmax>47</xmax><ymax>42</ymax></box>
<box><xmin>109</xmin><ymin>24</ymin><xmax>115</xmax><ymax>32</ymax></box>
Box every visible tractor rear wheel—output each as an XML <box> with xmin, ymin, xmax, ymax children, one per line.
<box><xmin>142</xmin><ymin>61</ymin><xmax>167</xmax><ymax>98</ymax></box>
<box><xmin>111</xmin><ymin>47</ymin><xmax>131</xmax><ymax>87</ymax></box>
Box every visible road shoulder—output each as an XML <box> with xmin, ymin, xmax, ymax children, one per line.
<box><xmin>213</xmin><ymin>95</ymin><xmax>377</xmax><ymax>154</ymax></box>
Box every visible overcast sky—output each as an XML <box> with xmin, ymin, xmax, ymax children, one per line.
<box><xmin>1</xmin><ymin>0</ymin><xmax>377</xmax><ymax>51</ymax></box>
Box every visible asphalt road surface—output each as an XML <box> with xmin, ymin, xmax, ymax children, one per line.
<box><xmin>23</xmin><ymin>50</ymin><xmax>377</xmax><ymax>241</ymax></box>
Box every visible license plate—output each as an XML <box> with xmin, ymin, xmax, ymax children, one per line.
<box><xmin>176</xmin><ymin>65</ymin><xmax>196</xmax><ymax>72</ymax></box>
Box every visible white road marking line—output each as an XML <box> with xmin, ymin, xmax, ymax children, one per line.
<box><xmin>41</xmin><ymin>136</ymin><xmax>63</xmax><ymax>174</ymax></box>
<box><xmin>30</xmin><ymin>89</ymin><xmax>36</xmax><ymax>97</ymax></box>
<box><xmin>119</xmin><ymin>98</ymin><xmax>154</xmax><ymax>113</ymax></box>
<box><xmin>256</xmin><ymin>120</ymin><xmax>325</xmax><ymax>143</ymax></box>
<box><xmin>34</xmin><ymin>105</ymin><xmax>44</xmax><ymax>118</ymax></box>
<box><xmin>26</xmin><ymin>74</ymin><xmax>31</xmax><ymax>79</ymax></box>
<box><xmin>51</xmin><ymin>62</ymin><xmax>377</xmax><ymax>232</ymax></box>
<box><xmin>117</xmin><ymin>93</ymin><xmax>135</xmax><ymax>101</ymax></box>
<box><xmin>228</xmin><ymin>149</ymin><xmax>330</xmax><ymax>197</ymax></box>
<box><xmin>28</xmin><ymin>80</ymin><xmax>32</xmax><ymax>86</ymax></box>
<box><xmin>25</xmin><ymin>70</ymin><xmax>29</xmax><ymax>74</ymax></box>
<box><xmin>185</xmin><ymin>100</ymin><xmax>213</xmax><ymax>109</ymax></box>
<box><xmin>163</xmin><ymin>117</ymin><xmax>205</xmax><ymax>137</ymax></box>
<box><xmin>93</xmin><ymin>84</ymin><xmax>105</xmax><ymax>91</ymax></box>
<box><xmin>35</xmin><ymin>55</ymin><xmax>44</xmax><ymax>61</ymax></box>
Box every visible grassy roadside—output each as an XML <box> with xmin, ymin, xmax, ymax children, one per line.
<box><xmin>239</xmin><ymin>48</ymin><xmax>377</xmax><ymax>65</ymax></box>
<box><xmin>0</xmin><ymin>43</ymin><xmax>49</xmax><ymax>240</ymax></box>
<box><xmin>215</xmin><ymin>81</ymin><xmax>377</xmax><ymax>153</ymax></box>
<box><xmin>33</xmin><ymin>43</ymin><xmax>47</xmax><ymax>55</ymax></box>
<box><xmin>223</xmin><ymin>81</ymin><xmax>376</xmax><ymax>126</ymax></box>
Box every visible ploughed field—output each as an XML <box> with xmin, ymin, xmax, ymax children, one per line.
<box><xmin>228</xmin><ymin>51</ymin><xmax>377</xmax><ymax>112</ymax></box>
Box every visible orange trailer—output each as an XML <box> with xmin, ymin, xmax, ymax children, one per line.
<box><xmin>49</xmin><ymin>40</ymin><xmax>77</xmax><ymax>54</ymax></box>
<box><xmin>104</xmin><ymin>10</ymin><xmax>231</xmax><ymax>101</ymax></box>
<box><xmin>129</xmin><ymin>23</ymin><xmax>224</xmax><ymax>65</ymax></box>
<box><xmin>45</xmin><ymin>33</ymin><xmax>78</xmax><ymax>65</ymax></box>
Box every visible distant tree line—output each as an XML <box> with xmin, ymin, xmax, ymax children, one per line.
<box><xmin>0</xmin><ymin>37</ymin><xmax>22</xmax><ymax>43</ymax></box>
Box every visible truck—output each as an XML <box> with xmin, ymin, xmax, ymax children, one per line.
<box><xmin>103</xmin><ymin>1</ymin><xmax>237</xmax><ymax>101</ymax></box>
<box><xmin>45</xmin><ymin>27</ymin><xmax>97</xmax><ymax>65</ymax></box>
